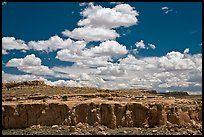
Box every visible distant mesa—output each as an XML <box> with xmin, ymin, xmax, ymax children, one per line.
<box><xmin>2</xmin><ymin>80</ymin><xmax>46</xmax><ymax>90</ymax></box>
<box><xmin>165</xmin><ymin>91</ymin><xmax>189</xmax><ymax>96</ymax></box>
<box><xmin>140</xmin><ymin>89</ymin><xmax>157</xmax><ymax>94</ymax></box>
<box><xmin>1</xmin><ymin>80</ymin><xmax>189</xmax><ymax>97</ymax></box>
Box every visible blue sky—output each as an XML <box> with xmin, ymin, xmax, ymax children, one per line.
<box><xmin>2</xmin><ymin>2</ymin><xmax>202</xmax><ymax>94</ymax></box>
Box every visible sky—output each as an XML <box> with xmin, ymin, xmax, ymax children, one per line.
<box><xmin>2</xmin><ymin>2</ymin><xmax>202</xmax><ymax>94</ymax></box>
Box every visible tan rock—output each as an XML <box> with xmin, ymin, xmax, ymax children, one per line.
<box><xmin>69</xmin><ymin>126</ymin><xmax>76</xmax><ymax>132</ymax></box>
<box><xmin>2</xmin><ymin>95</ymin><xmax>202</xmax><ymax>130</ymax></box>
<box><xmin>148</xmin><ymin>103</ymin><xmax>166</xmax><ymax>127</ymax></box>
<box><xmin>38</xmin><ymin>103</ymin><xmax>70</xmax><ymax>126</ymax></box>
<box><xmin>76</xmin><ymin>122</ymin><xmax>84</xmax><ymax>128</ymax></box>
<box><xmin>98</xmin><ymin>131</ymin><xmax>107</xmax><ymax>135</ymax></box>
<box><xmin>114</xmin><ymin>103</ymin><xmax>126</xmax><ymax>127</ymax></box>
<box><xmin>100</xmin><ymin>103</ymin><xmax>116</xmax><ymax>128</ymax></box>
<box><xmin>52</xmin><ymin>125</ymin><xmax>59</xmax><ymax>128</ymax></box>
<box><xmin>28</xmin><ymin>95</ymin><xmax>47</xmax><ymax>100</ymax></box>
<box><xmin>152</xmin><ymin>129</ymin><xmax>157</xmax><ymax>133</ymax></box>
<box><xmin>127</xmin><ymin>103</ymin><xmax>148</xmax><ymax>127</ymax></box>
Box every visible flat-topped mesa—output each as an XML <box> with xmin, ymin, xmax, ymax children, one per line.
<box><xmin>2</xmin><ymin>80</ymin><xmax>47</xmax><ymax>90</ymax></box>
<box><xmin>165</xmin><ymin>91</ymin><xmax>189</xmax><ymax>96</ymax></box>
<box><xmin>140</xmin><ymin>89</ymin><xmax>157</xmax><ymax>94</ymax></box>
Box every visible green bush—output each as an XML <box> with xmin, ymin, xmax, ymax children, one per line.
<box><xmin>62</xmin><ymin>95</ymin><xmax>68</xmax><ymax>101</ymax></box>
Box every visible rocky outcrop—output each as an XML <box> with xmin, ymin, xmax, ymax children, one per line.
<box><xmin>2</xmin><ymin>101</ymin><xmax>202</xmax><ymax>129</ymax></box>
<box><xmin>2</xmin><ymin>80</ymin><xmax>47</xmax><ymax>90</ymax></box>
<box><xmin>166</xmin><ymin>105</ymin><xmax>202</xmax><ymax>126</ymax></box>
<box><xmin>2</xmin><ymin>102</ymin><xmax>70</xmax><ymax>129</ymax></box>
<box><xmin>148</xmin><ymin>103</ymin><xmax>166</xmax><ymax>127</ymax></box>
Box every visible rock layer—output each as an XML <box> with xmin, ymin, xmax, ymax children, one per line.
<box><xmin>2</xmin><ymin>100</ymin><xmax>202</xmax><ymax>129</ymax></box>
<box><xmin>2</xmin><ymin>80</ymin><xmax>46</xmax><ymax>90</ymax></box>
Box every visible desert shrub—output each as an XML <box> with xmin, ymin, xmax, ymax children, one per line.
<box><xmin>62</xmin><ymin>95</ymin><xmax>68</xmax><ymax>101</ymax></box>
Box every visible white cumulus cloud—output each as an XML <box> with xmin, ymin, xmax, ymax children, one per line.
<box><xmin>28</xmin><ymin>35</ymin><xmax>86</xmax><ymax>52</ymax></box>
<box><xmin>85</xmin><ymin>40</ymin><xmax>128</xmax><ymax>57</ymax></box>
<box><xmin>62</xmin><ymin>27</ymin><xmax>119</xmax><ymax>42</ymax></box>
<box><xmin>78</xmin><ymin>3</ymin><xmax>139</xmax><ymax>29</ymax></box>
<box><xmin>6</xmin><ymin>54</ymin><xmax>54</xmax><ymax>75</ymax></box>
<box><xmin>2</xmin><ymin>71</ymin><xmax>47</xmax><ymax>82</ymax></box>
<box><xmin>148</xmin><ymin>44</ymin><xmax>156</xmax><ymax>49</ymax></box>
<box><xmin>135</xmin><ymin>40</ymin><xmax>145</xmax><ymax>49</ymax></box>
<box><xmin>56</xmin><ymin>40</ymin><xmax>127</xmax><ymax>66</ymax></box>
<box><xmin>183</xmin><ymin>48</ymin><xmax>189</xmax><ymax>54</ymax></box>
<box><xmin>135</xmin><ymin>40</ymin><xmax>156</xmax><ymax>50</ymax></box>
<box><xmin>2</xmin><ymin>37</ymin><xmax>28</xmax><ymax>54</ymax></box>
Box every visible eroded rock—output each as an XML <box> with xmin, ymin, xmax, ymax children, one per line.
<box><xmin>2</xmin><ymin>100</ymin><xmax>202</xmax><ymax>130</ymax></box>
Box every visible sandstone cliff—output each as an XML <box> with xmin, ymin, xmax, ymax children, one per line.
<box><xmin>2</xmin><ymin>99</ymin><xmax>202</xmax><ymax>129</ymax></box>
<box><xmin>2</xmin><ymin>81</ymin><xmax>202</xmax><ymax>134</ymax></box>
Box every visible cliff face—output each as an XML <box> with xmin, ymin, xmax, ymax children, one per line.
<box><xmin>2</xmin><ymin>81</ymin><xmax>202</xmax><ymax>133</ymax></box>
<box><xmin>2</xmin><ymin>100</ymin><xmax>202</xmax><ymax>129</ymax></box>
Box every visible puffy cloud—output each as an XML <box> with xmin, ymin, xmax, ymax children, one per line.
<box><xmin>7</xmin><ymin>54</ymin><xmax>41</xmax><ymax>67</ymax></box>
<box><xmin>135</xmin><ymin>40</ymin><xmax>156</xmax><ymax>50</ymax></box>
<box><xmin>5</xmin><ymin>50</ymin><xmax>201</xmax><ymax>94</ymax></box>
<box><xmin>23</xmin><ymin>54</ymin><xmax>42</xmax><ymax>66</ymax></box>
<box><xmin>51</xmin><ymin>64</ymin><xmax>97</xmax><ymax>80</ymax></box>
<box><xmin>6</xmin><ymin>54</ymin><xmax>54</xmax><ymax>75</ymax></box>
<box><xmin>56</xmin><ymin>48</ymin><xmax>111</xmax><ymax>67</ymax></box>
<box><xmin>64</xmin><ymin>3</ymin><xmax>138</xmax><ymax>42</ymax></box>
<box><xmin>111</xmin><ymin>51</ymin><xmax>201</xmax><ymax>93</ymax></box>
<box><xmin>2</xmin><ymin>71</ymin><xmax>47</xmax><ymax>82</ymax></box>
<box><xmin>2</xmin><ymin>37</ymin><xmax>28</xmax><ymax>54</ymax></box>
<box><xmin>2</xmin><ymin>36</ymin><xmax>86</xmax><ymax>53</ymax></box>
<box><xmin>56</xmin><ymin>49</ymin><xmax>89</xmax><ymax>62</ymax></box>
<box><xmin>62</xmin><ymin>27</ymin><xmax>119</xmax><ymax>42</ymax></box>
<box><xmin>118</xmin><ymin>54</ymin><xmax>144</xmax><ymax>70</ymax></box>
<box><xmin>56</xmin><ymin>40</ymin><xmax>127</xmax><ymax>67</ymax></box>
<box><xmin>187</xmin><ymin>71</ymin><xmax>202</xmax><ymax>84</ymax></box>
<box><xmin>130</xmin><ymin>77</ymin><xmax>153</xmax><ymax>88</ymax></box>
<box><xmin>79</xmin><ymin>73</ymin><xmax>91</xmax><ymax>81</ymax></box>
<box><xmin>158</xmin><ymin>81</ymin><xmax>191</xmax><ymax>88</ymax></box>
<box><xmin>135</xmin><ymin>40</ymin><xmax>145</xmax><ymax>49</ymax></box>
<box><xmin>47</xmin><ymin>75</ymin><xmax>106</xmax><ymax>88</ymax></box>
<box><xmin>166</xmin><ymin>51</ymin><xmax>184</xmax><ymax>59</ymax></box>
<box><xmin>113</xmin><ymin>4</ymin><xmax>138</xmax><ymax>15</ymax></box>
<box><xmin>77</xmin><ymin>56</ymin><xmax>112</xmax><ymax>67</ymax></box>
<box><xmin>158</xmin><ymin>51</ymin><xmax>197</xmax><ymax>71</ymax></box>
<box><xmin>28</xmin><ymin>35</ymin><xmax>85</xmax><ymax>52</ymax></box>
<box><xmin>183</xmin><ymin>48</ymin><xmax>189</xmax><ymax>54</ymax></box>
<box><xmin>78</xmin><ymin>3</ymin><xmax>139</xmax><ymax>29</ymax></box>
<box><xmin>96</xmin><ymin>64</ymin><xmax>127</xmax><ymax>77</ymax></box>
<box><xmin>148</xmin><ymin>44</ymin><xmax>156</xmax><ymax>49</ymax></box>
<box><xmin>190</xmin><ymin>54</ymin><xmax>202</xmax><ymax>72</ymax></box>
<box><xmin>85</xmin><ymin>40</ymin><xmax>128</xmax><ymax>57</ymax></box>
<box><xmin>47</xmin><ymin>80</ymin><xmax>83</xmax><ymax>87</ymax></box>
